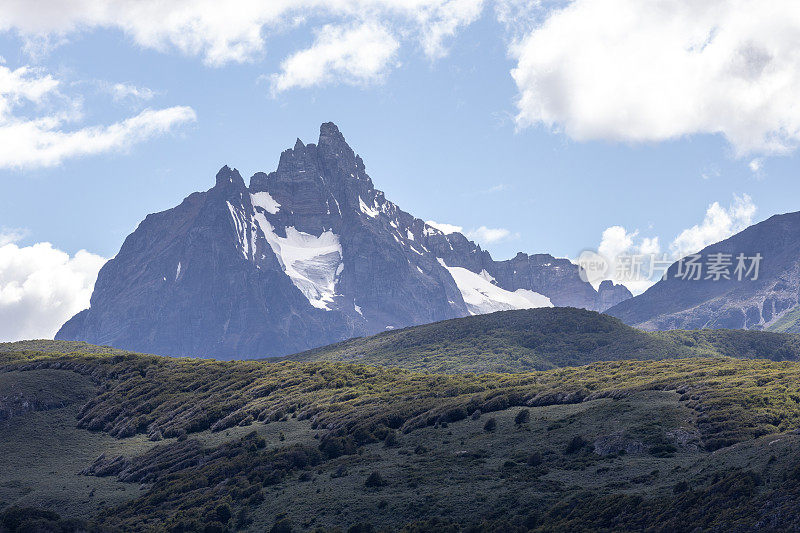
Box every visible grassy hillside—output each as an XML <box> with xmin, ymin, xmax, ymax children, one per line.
<box><xmin>281</xmin><ymin>308</ymin><xmax>800</xmax><ymax>373</ymax></box>
<box><xmin>767</xmin><ymin>305</ymin><xmax>800</xmax><ymax>334</ymax></box>
<box><xmin>0</xmin><ymin>339</ymin><xmax>131</xmax><ymax>356</ymax></box>
<box><xmin>3</xmin><ymin>347</ymin><xmax>800</xmax><ymax>531</ymax></box>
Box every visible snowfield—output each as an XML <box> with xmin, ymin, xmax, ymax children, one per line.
<box><xmin>250</xmin><ymin>205</ymin><xmax>343</xmax><ymax>311</ymax></box>
<box><xmin>437</xmin><ymin>258</ymin><xmax>552</xmax><ymax>315</ymax></box>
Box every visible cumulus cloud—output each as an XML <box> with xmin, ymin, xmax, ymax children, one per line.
<box><xmin>671</xmin><ymin>194</ymin><xmax>756</xmax><ymax>256</ymax></box>
<box><xmin>426</xmin><ymin>220</ymin><xmax>463</xmax><ymax>234</ymax></box>
<box><xmin>511</xmin><ymin>0</ymin><xmax>800</xmax><ymax>156</ymax></box>
<box><xmin>271</xmin><ymin>22</ymin><xmax>399</xmax><ymax>93</ymax></box>
<box><xmin>466</xmin><ymin>226</ymin><xmax>516</xmax><ymax>245</ymax></box>
<box><xmin>0</xmin><ymin>0</ymin><xmax>484</xmax><ymax>78</ymax></box>
<box><xmin>590</xmin><ymin>226</ymin><xmax>662</xmax><ymax>294</ymax></box>
<box><xmin>0</xmin><ymin>63</ymin><xmax>196</xmax><ymax>169</ymax></box>
<box><xmin>0</xmin><ymin>236</ymin><xmax>106</xmax><ymax>342</ymax></box>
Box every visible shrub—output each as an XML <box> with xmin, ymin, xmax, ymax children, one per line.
<box><xmin>565</xmin><ymin>436</ymin><xmax>587</xmax><ymax>454</ymax></box>
<box><xmin>673</xmin><ymin>481</ymin><xmax>689</xmax><ymax>493</ymax></box>
<box><xmin>364</xmin><ymin>471</ymin><xmax>385</xmax><ymax>488</ymax></box>
<box><xmin>320</xmin><ymin>435</ymin><xmax>356</xmax><ymax>459</ymax></box>
<box><xmin>515</xmin><ymin>409</ymin><xmax>530</xmax><ymax>425</ymax></box>
<box><xmin>484</xmin><ymin>418</ymin><xmax>497</xmax><ymax>432</ymax></box>
<box><xmin>649</xmin><ymin>444</ymin><xmax>677</xmax><ymax>458</ymax></box>
<box><xmin>204</xmin><ymin>522</ymin><xmax>225</xmax><ymax>533</ymax></box>
<box><xmin>270</xmin><ymin>517</ymin><xmax>293</xmax><ymax>533</ymax></box>
<box><xmin>527</xmin><ymin>452</ymin><xmax>543</xmax><ymax>466</ymax></box>
<box><xmin>214</xmin><ymin>504</ymin><xmax>232</xmax><ymax>524</ymax></box>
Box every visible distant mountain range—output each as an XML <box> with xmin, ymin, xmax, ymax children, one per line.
<box><xmin>607</xmin><ymin>211</ymin><xmax>800</xmax><ymax>333</ymax></box>
<box><xmin>56</xmin><ymin>123</ymin><xmax>631</xmax><ymax>359</ymax></box>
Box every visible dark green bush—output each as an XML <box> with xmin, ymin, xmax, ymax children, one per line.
<box><xmin>565</xmin><ymin>436</ymin><xmax>587</xmax><ymax>454</ymax></box>
<box><xmin>364</xmin><ymin>471</ymin><xmax>385</xmax><ymax>488</ymax></box>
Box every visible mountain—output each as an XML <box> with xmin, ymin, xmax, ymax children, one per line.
<box><xmin>56</xmin><ymin>123</ymin><xmax>630</xmax><ymax>359</ymax></box>
<box><xmin>607</xmin><ymin>211</ymin><xmax>800</xmax><ymax>331</ymax></box>
<box><xmin>281</xmin><ymin>307</ymin><xmax>800</xmax><ymax>373</ymax></box>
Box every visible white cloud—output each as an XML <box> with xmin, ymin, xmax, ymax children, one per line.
<box><xmin>416</xmin><ymin>0</ymin><xmax>485</xmax><ymax>59</ymax></box>
<box><xmin>0</xmin><ymin>1</ymin><xmax>485</xmax><ymax>78</ymax></box>
<box><xmin>511</xmin><ymin>0</ymin><xmax>800</xmax><ymax>156</ymax></box>
<box><xmin>484</xmin><ymin>184</ymin><xmax>509</xmax><ymax>193</ymax></box>
<box><xmin>0</xmin><ymin>63</ymin><xmax>196</xmax><ymax>169</ymax></box>
<box><xmin>271</xmin><ymin>22</ymin><xmax>399</xmax><ymax>93</ymax></box>
<box><xmin>671</xmin><ymin>194</ymin><xmax>756</xmax><ymax>256</ymax></box>
<box><xmin>108</xmin><ymin>82</ymin><xmax>155</xmax><ymax>102</ymax></box>
<box><xmin>426</xmin><ymin>221</ymin><xmax>517</xmax><ymax>246</ymax></box>
<box><xmin>0</xmin><ymin>238</ymin><xmax>106</xmax><ymax>342</ymax></box>
<box><xmin>426</xmin><ymin>220</ymin><xmax>463</xmax><ymax>234</ymax></box>
<box><xmin>466</xmin><ymin>225</ymin><xmax>516</xmax><ymax>245</ymax></box>
<box><xmin>0</xmin><ymin>228</ymin><xmax>28</xmax><ymax>247</ymax></box>
<box><xmin>592</xmin><ymin>226</ymin><xmax>661</xmax><ymax>294</ymax></box>
<box><xmin>598</xmin><ymin>226</ymin><xmax>637</xmax><ymax>265</ymax></box>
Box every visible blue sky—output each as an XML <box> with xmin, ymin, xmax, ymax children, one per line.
<box><xmin>1</xmin><ymin>0</ymin><xmax>799</xmax><ymax>340</ymax></box>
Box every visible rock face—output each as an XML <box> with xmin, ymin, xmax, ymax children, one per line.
<box><xmin>606</xmin><ymin>211</ymin><xmax>800</xmax><ymax>331</ymax></box>
<box><xmin>597</xmin><ymin>280</ymin><xmax>634</xmax><ymax>312</ymax></box>
<box><xmin>57</xmin><ymin>123</ymin><xmax>630</xmax><ymax>359</ymax></box>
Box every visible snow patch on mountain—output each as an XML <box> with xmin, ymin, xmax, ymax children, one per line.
<box><xmin>251</xmin><ymin>191</ymin><xmax>281</xmax><ymax>214</ymax></box>
<box><xmin>226</xmin><ymin>201</ymin><xmax>253</xmax><ymax>259</ymax></box>
<box><xmin>437</xmin><ymin>258</ymin><xmax>552</xmax><ymax>315</ymax></box>
<box><xmin>359</xmin><ymin>196</ymin><xmax>379</xmax><ymax>218</ymax></box>
<box><xmin>253</xmin><ymin>211</ymin><xmax>343</xmax><ymax>310</ymax></box>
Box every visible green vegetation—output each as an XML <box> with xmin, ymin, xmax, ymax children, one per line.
<box><xmin>4</xmin><ymin>344</ymin><xmax>800</xmax><ymax>530</ymax></box>
<box><xmin>281</xmin><ymin>308</ymin><xmax>800</xmax><ymax>373</ymax></box>
<box><xmin>767</xmin><ymin>305</ymin><xmax>800</xmax><ymax>334</ymax></box>
<box><xmin>4</xmin><ymin>310</ymin><xmax>800</xmax><ymax>531</ymax></box>
<box><xmin>0</xmin><ymin>339</ymin><xmax>131</xmax><ymax>356</ymax></box>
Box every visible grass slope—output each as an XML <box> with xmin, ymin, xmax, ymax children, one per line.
<box><xmin>4</xmin><ymin>348</ymin><xmax>800</xmax><ymax>531</ymax></box>
<box><xmin>0</xmin><ymin>339</ymin><xmax>131</xmax><ymax>356</ymax></box>
<box><xmin>767</xmin><ymin>305</ymin><xmax>800</xmax><ymax>334</ymax></box>
<box><xmin>281</xmin><ymin>307</ymin><xmax>800</xmax><ymax>373</ymax></box>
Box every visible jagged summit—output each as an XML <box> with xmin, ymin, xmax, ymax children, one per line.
<box><xmin>57</xmin><ymin>123</ymin><xmax>630</xmax><ymax>359</ymax></box>
<box><xmin>214</xmin><ymin>165</ymin><xmax>245</xmax><ymax>188</ymax></box>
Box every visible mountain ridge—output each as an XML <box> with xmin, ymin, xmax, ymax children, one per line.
<box><xmin>607</xmin><ymin>210</ymin><xmax>800</xmax><ymax>332</ymax></box>
<box><xmin>57</xmin><ymin>122</ymin><xmax>631</xmax><ymax>359</ymax></box>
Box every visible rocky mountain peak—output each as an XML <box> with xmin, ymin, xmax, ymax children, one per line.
<box><xmin>214</xmin><ymin>165</ymin><xmax>246</xmax><ymax>189</ymax></box>
<box><xmin>318</xmin><ymin>121</ymin><xmax>348</xmax><ymax>148</ymax></box>
<box><xmin>56</xmin><ymin>122</ymin><xmax>632</xmax><ymax>359</ymax></box>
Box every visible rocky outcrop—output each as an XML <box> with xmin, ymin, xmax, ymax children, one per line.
<box><xmin>57</xmin><ymin>123</ymin><xmax>630</xmax><ymax>359</ymax></box>
<box><xmin>597</xmin><ymin>280</ymin><xmax>634</xmax><ymax>311</ymax></box>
